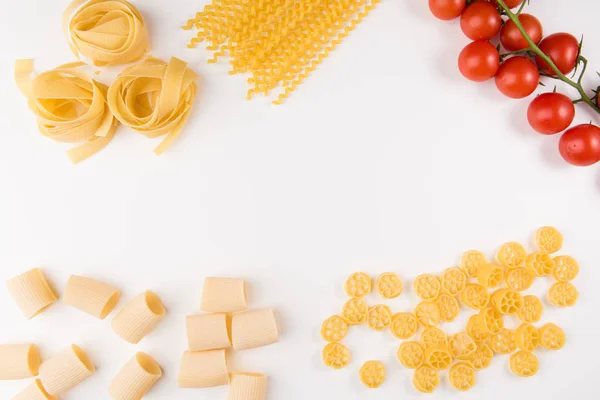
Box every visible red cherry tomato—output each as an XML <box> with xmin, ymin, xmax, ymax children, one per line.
<box><xmin>527</xmin><ymin>93</ymin><xmax>575</xmax><ymax>135</ymax></box>
<box><xmin>536</xmin><ymin>33</ymin><xmax>580</xmax><ymax>76</ymax></box>
<box><xmin>460</xmin><ymin>1</ymin><xmax>502</xmax><ymax>41</ymax></box>
<box><xmin>429</xmin><ymin>0</ymin><xmax>467</xmax><ymax>20</ymax></box>
<box><xmin>559</xmin><ymin>124</ymin><xmax>600</xmax><ymax>166</ymax></box>
<box><xmin>492</xmin><ymin>0</ymin><xmax>524</xmax><ymax>8</ymax></box>
<box><xmin>500</xmin><ymin>14</ymin><xmax>543</xmax><ymax>51</ymax></box>
<box><xmin>458</xmin><ymin>40</ymin><xmax>500</xmax><ymax>82</ymax></box>
<box><xmin>495</xmin><ymin>57</ymin><xmax>539</xmax><ymax>99</ymax></box>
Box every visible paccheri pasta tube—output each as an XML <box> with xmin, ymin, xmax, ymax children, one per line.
<box><xmin>39</xmin><ymin>345</ymin><xmax>95</xmax><ymax>396</ymax></box>
<box><xmin>0</xmin><ymin>344</ymin><xmax>41</xmax><ymax>380</ymax></box>
<box><xmin>14</xmin><ymin>60</ymin><xmax>117</xmax><ymax>164</ymax></box>
<box><xmin>64</xmin><ymin>275</ymin><xmax>120</xmax><ymax>319</ymax></box>
<box><xmin>177</xmin><ymin>350</ymin><xmax>228</xmax><ymax>388</ymax></box>
<box><xmin>108</xmin><ymin>352</ymin><xmax>162</xmax><ymax>400</ymax></box>
<box><xmin>107</xmin><ymin>56</ymin><xmax>198</xmax><ymax>155</ymax></box>
<box><xmin>232</xmin><ymin>309</ymin><xmax>279</xmax><ymax>351</ymax></box>
<box><xmin>200</xmin><ymin>277</ymin><xmax>247</xmax><ymax>313</ymax></box>
<box><xmin>186</xmin><ymin>313</ymin><xmax>231</xmax><ymax>351</ymax></box>
<box><xmin>228</xmin><ymin>373</ymin><xmax>267</xmax><ymax>400</ymax></box>
<box><xmin>111</xmin><ymin>291</ymin><xmax>166</xmax><ymax>344</ymax></box>
<box><xmin>63</xmin><ymin>0</ymin><xmax>149</xmax><ymax>66</ymax></box>
<box><xmin>6</xmin><ymin>269</ymin><xmax>57</xmax><ymax>319</ymax></box>
<box><xmin>12</xmin><ymin>379</ymin><xmax>57</xmax><ymax>400</ymax></box>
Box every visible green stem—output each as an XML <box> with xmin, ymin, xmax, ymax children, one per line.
<box><xmin>496</xmin><ymin>0</ymin><xmax>600</xmax><ymax>114</ymax></box>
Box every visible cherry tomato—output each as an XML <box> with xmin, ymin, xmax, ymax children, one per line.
<box><xmin>559</xmin><ymin>124</ymin><xmax>600</xmax><ymax>166</ymax></box>
<box><xmin>492</xmin><ymin>0</ymin><xmax>524</xmax><ymax>8</ymax></box>
<box><xmin>500</xmin><ymin>14</ymin><xmax>543</xmax><ymax>51</ymax></box>
<box><xmin>495</xmin><ymin>57</ymin><xmax>539</xmax><ymax>99</ymax></box>
<box><xmin>460</xmin><ymin>1</ymin><xmax>502</xmax><ymax>41</ymax></box>
<box><xmin>536</xmin><ymin>33</ymin><xmax>580</xmax><ymax>76</ymax></box>
<box><xmin>429</xmin><ymin>0</ymin><xmax>466</xmax><ymax>20</ymax></box>
<box><xmin>459</xmin><ymin>40</ymin><xmax>500</xmax><ymax>82</ymax></box>
<box><xmin>527</xmin><ymin>93</ymin><xmax>575</xmax><ymax>135</ymax></box>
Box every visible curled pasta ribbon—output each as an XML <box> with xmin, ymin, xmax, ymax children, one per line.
<box><xmin>14</xmin><ymin>59</ymin><xmax>117</xmax><ymax>164</ymax></box>
<box><xmin>107</xmin><ymin>56</ymin><xmax>199</xmax><ymax>155</ymax></box>
<box><xmin>63</xmin><ymin>0</ymin><xmax>149</xmax><ymax>66</ymax></box>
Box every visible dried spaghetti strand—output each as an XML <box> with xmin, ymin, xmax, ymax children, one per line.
<box><xmin>15</xmin><ymin>59</ymin><xmax>117</xmax><ymax>164</ymax></box>
<box><xmin>63</xmin><ymin>0</ymin><xmax>150</xmax><ymax>66</ymax></box>
<box><xmin>107</xmin><ymin>56</ymin><xmax>199</xmax><ymax>155</ymax></box>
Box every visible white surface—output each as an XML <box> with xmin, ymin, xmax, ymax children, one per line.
<box><xmin>1</xmin><ymin>0</ymin><xmax>599</xmax><ymax>399</ymax></box>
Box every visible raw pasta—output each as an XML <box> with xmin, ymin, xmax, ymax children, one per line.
<box><xmin>111</xmin><ymin>291</ymin><xmax>166</xmax><ymax>344</ymax></box>
<box><xmin>63</xmin><ymin>0</ymin><xmax>149</xmax><ymax>66</ymax></box>
<box><xmin>0</xmin><ymin>344</ymin><xmax>41</xmax><ymax>380</ymax></box>
<box><xmin>39</xmin><ymin>345</ymin><xmax>95</xmax><ymax>396</ymax></box>
<box><xmin>108</xmin><ymin>352</ymin><xmax>162</xmax><ymax>400</ymax></box>
<box><xmin>11</xmin><ymin>379</ymin><xmax>57</xmax><ymax>400</ymax></box>
<box><xmin>14</xmin><ymin>59</ymin><xmax>117</xmax><ymax>164</ymax></box>
<box><xmin>106</xmin><ymin>56</ymin><xmax>198</xmax><ymax>155</ymax></box>
<box><xmin>177</xmin><ymin>350</ymin><xmax>228</xmax><ymax>388</ymax></box>
<box><xmin>64</xmin><ymin>275</ymin><xmax>120</xmax><ymax>319</ymax></box>
<box><xmin>228</xmin><ymin>373</ymin><xmax>267</xmax><ymax>400</ymax></box>
<box><xmin>6</xmin><ymin>269</ymin><xmax>57</xmax><ymax>319</ymax></box>
<box><xmin>200</xmin><ymin>277</ymin><xmax>247</xmax><ymax>313</ymax></box>
<box><xmin>186</xmin><ymin>313</ymin><xmax>231</xmax><ymax>351</ymax></box>
<box><xmin>232</xmin><ymin>309</ymin><xmax>279</xmax><ymax>351</ymax></box>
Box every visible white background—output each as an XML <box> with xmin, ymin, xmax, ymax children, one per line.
<box><xmin>1</xmin><ymin>0</ymin><xmax>599</xmax><ymax>399</ymax></box>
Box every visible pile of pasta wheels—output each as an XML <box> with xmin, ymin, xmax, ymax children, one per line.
<box><xmin>14</xmin><ymin>0</ymin><xmax>199</xmax><ymax>164</ymax></box>
<box><xmin>321</xmin><ymin>227</ymin><xmax>577</xmax><ymax>393</ymax></box>
<box><xmin>183</xmin><ymin>0</ymin><xmax>380</xmax><ymax>104</ymax></box>
<box><xmin>2</xmin><ymin>270</ymin><xmax>280</xmax><ymax>400</ymax></box>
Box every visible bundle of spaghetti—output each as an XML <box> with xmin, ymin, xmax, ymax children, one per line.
<box><xmin>183</xmin><ymin>0</ymin><xmax>380</xmax><ymax>103</ymax></box>
<box><xmin>14</xmin><ymin>59</ymin><xmax>117</xmax><ymax>163</ymax></box>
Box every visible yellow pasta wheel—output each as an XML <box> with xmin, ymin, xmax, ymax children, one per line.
<box><xmin>510</xmin><ymin>350</ymin><xmax>539</xmax><ymax>377</ymax></box>
<box><xmin>359</xmin><ymin>360</ymin><xmax>385</xmax><ymax>389</ymax></box>
<box><xmin>490</xmin><ymin>328</ymin><xmax>516</xmax><ymax>354</ymax></box>
<box><xmin>341</xmin><ymin>298</ymin><xmax>368</xmax><ymax>325</ymax></box>
<box><xmin>345</xmin><ymin>272</ymin><xmax>371</xmax><ymax>298</ymax></box>
<box><xmin>390</xmin><ymin>312</ymin><xmax>419</xmax><ymax>340</ymax></box>
<box><xmin>322</xmin><ymin>342</ymin><xmax>350</xmax><ymax>370</ymax></box>
<box><xmin>412</xmin><ymin>365</ymin><xmax>440</xmax><ymax>394</ymax></box>
<box><xmin>366</xmin><ymin>305</ymin><xmax>392</xmax><ymax>331</ymax></box>
<box><xmin>413</xmin><ymin>274</ymin><xmax>442</xmax><ymax>301</ymax></box>
<box><xmin>517</xmin><ymin>295</ymin><xmax>543</xmax><ymax>323</ymax></box>
<box><xmin>420</xmin><ymin>327</ymin><xmax>448</xmax><ymax>349</ymax></box>
<box><xmin>436</xmin><ymin>294</ymin><xmax>460</xmax><ymax>322</ymax></box>
<box><xmin>375</xmin><ymin>272</ymin><xmax>403</xmax><ymax>299</ymax></box>
<box><xmin>469</xmin><ymin>342</ymin><xmax>494</xmax><ymax>370</ymax></box>
<box><xmin>496</xmin><ymin>242</ymin><xmax>527</xmax><ymax>269</ymax></box>
<box><xmin>449</xmin><ymin>332</ymin><xmax>477</xmax><ymax>360</ymax></box>
<box><xmin>460</xmin><ymin>284</ymin><xmax>490</xmax><ymax>310</ymax></box>
<box><xmin>515</xmin><ymin>323</ymin><xmax>540</xmax><ymax>352</ymax></box>
<box><xmin>449</xmin><ymin>362</ymin><xmax>476</xmax><ymax>391</ymax></box>
<box><xmin>320</xmin><ymin>316</ymin><xmax>348</xmax><ymax>342</ymax></box>
<box><xmin>477</xmin><ymin>263</ymin><xmax>503</xmax><ymax>288</ymax></box>
<box><xmin>552</xmin><ymin>256</ymin><xmax>579</xmax><ymax>282</ymax></box>
<box><xmin>539</xmin><ymin>323</ymin><xmax>566</xmax><ymax>350</ymax></box>
<box><xmin>397</xmin><ymin>341</ymin><xmax>425</xmax><ymax>369</ymax></box>
<box><xmin>63</xmin><ymin>0</ymin><xmax>149</xmax><ymax>66</ymax></box>
<box><xmin>504</xmin><ymin>267</ymin><xmax>534</xmax><ymax>291</ymax></box>
<box><xmin>414</xmin><ymin>301</ymin><xmax>441</xmax><ymax>327</ymax></box>
<box><xmin>491</xmin><ymin>289</ymin><xmax>523</xmax><ymax>315</ymax></box>
<box><xmin>424</xmin><ymin>346</ymin><xmax>453</xmax><ymax>370</ymax></box>
<box><xmin>460</xmin><ymin>250</ymin><xmax>487</xmax><ymax>278</ymax></box>
<box><xmin>548</xmin><ymin>281</ymin><xmax>579</xmax><ymax>307</ymax></box>
<box><xmin>466</xmin><ymin>314</ymin><xmax>489</xmax><ymax>343</ymax></box>
<box><xmin>440</xmin><ymin>267</ymin><xmax>467</xmax><ymax>296</ymax></box>
<box><xmin>535</xmin><ymin>226</ymin><xmax>563</xmax><ymax>254</ymax></box>
<box><xmin>477</xmin><ymin>307</ymin><xmax>504</xmax><ymax>334</ymax></box>
<box><xmin>14</xmin><ymin>59</ymin><xmax>117</xmax><ymax>164</ymax></box>
<box><xmin>526</xmin><ymin>252</ymin><xmax>555</xmax><ymax>277</ymax></box>
<box><xmin>107</xmin><ymin>56</ymin><xmax>199</xmax><ymax>155</ymax></box>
